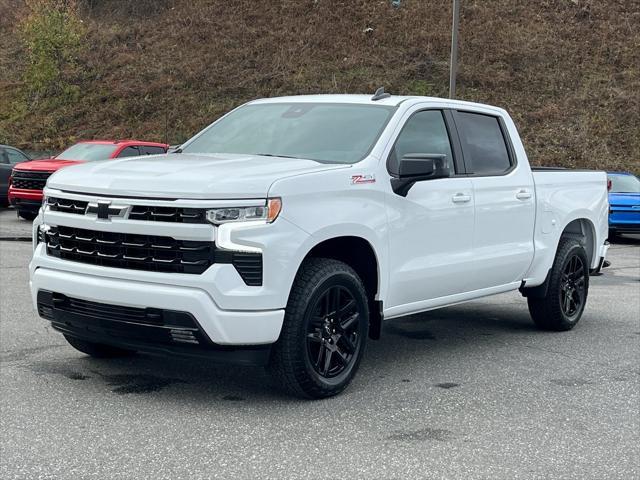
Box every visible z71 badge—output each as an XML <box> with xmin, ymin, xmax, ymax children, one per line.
<box><xmin>351</xmin><ymin>174</ymin><xmax>376</xmax><ymax>185</ymax></box>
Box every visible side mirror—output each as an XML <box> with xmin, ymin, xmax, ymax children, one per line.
<box><xmin>391</xmin><ymin>153</ymin><xmax>451</xmax><ymax>196</ymax></box>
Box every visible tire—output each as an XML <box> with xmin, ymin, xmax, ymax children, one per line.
<box><xmin>528</xmin><ymin>238</ymin><xmax>589</xmax><ymax>331</ymax></box>
<box><xmin>18</xmin><ymin>210</ymin><xmax>37</xmax><ymax>221</ymax></box>
<box><xmin>608</xmin><ymin>229</ymin><xmax>617</xmax><ymax>241</ymax></box>
<box><xmin>63</xmin><ymin>335</ymin><xmax>136</xmax><ymax>358</ymax></box>
<box><xmin>0</xmin><ymin>198</ymin><xmax>8</xmax><ymax>208</ymax></box>
<box><xmin>268</xmin><ymin>258</ymin><xmax>369</xmax><ymax>399</ymax></box>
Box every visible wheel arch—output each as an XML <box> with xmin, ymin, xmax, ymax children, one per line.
<box><xmin>294</xmin><ymin>235</ymin><xmax>383</xmax><ymax>340</ymax></box>
<box><xmin>523</xmin><ymin>216</ymin><xmax>597</xmax><ymax>298</ymax></box>
<box><xmin>559</xmin><ymin>217</ymin><xmax>597</xmax><ymax>267</ymax></box>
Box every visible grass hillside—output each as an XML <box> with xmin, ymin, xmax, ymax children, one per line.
<box><xmin>0</xmin><ymin>0</ymin><xmax>638</xmax><ymax>172</ymax></box>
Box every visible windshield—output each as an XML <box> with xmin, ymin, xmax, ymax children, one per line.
<box><xmin>609</xmin><ymin>174</ymin><xmax>640</xmax><ymax>193</ymax></box>
<box><xmin>181</xmin><ymin>103</ymin><xmax>396</xmax><ymax>163</ymax></box>
<box><xmin>56</xmin><ymin>143</ymin><xmax>118</xmax><ymax>161</ymax></box>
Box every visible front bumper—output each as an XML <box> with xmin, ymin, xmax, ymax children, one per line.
<box><xmin>608</xmin><ymin>223</ymin><xmax>640</xmax><ymax>233</ymax></box>
<box><xmin>29</xmin><ymin>190</ymin><xmax>313</xmax><ymax>357</ymax></box>
<box><xmin>8</xmin><ymin>188</ymin><xmax>44</xmax><ymax>210</ymax></box>
<box><xmin>36</xmin><ymin>290</ymin><xmax>273</xmax><ymax>365</ymax></box>
<box><xmin>30</xmin><ymin>264</ymin><xmax>285</xmax><ymax>347</ymax></box>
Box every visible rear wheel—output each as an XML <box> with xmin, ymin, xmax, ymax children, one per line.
<box><xmin>64</xmin><ymin>335</ymin><xmax>136</xmax><ymax>358</ymax></box>
<box><xmin>528</xmin><ymin>238</ymin><xmax>589</xmax><ymax>331</ymax></box>
<box><xmin>269</xmin><ymin>258</ymin><xmax>369</xmax><ymax>399</ymax></box>
<box><xmin>17</xmin><ymin>210</ymin><xmax>37</xmax><ymax>221</ymax></box>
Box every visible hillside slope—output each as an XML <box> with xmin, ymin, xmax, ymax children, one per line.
<box><xmin>1</xmin><ymin>0</ymin><xmax>638</xmax><ymax>172</ymax></box>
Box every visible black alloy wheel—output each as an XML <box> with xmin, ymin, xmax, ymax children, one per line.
<box><xmin>306</xmin><ymin>285</ymin><xmax>362</xmax><ymax>379</ymax></box>
<box><xmin>559</xmin><ymin>254</ymin><xmax>586</xmax><ymax>320</ymax></box>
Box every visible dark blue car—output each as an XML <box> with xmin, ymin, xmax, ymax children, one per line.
<box><xmin>607</xmin><ymin>172</ymin><xmax>640</xmax><ymax>238</ymax></box>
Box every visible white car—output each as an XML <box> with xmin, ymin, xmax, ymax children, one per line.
<box><xmin>30</xmin><ymin>93</ymin><xmax>609</xmax><ymax>398</ymax></box>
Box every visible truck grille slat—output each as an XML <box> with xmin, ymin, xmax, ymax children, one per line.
<box><xmin>128</xmin><ymin>205</ymin><xmax>207</xmax><ymax>224</ymax></box>
<box><xmin>45</xmin><ymin>197</ymin><xmax>209</xmax><ymax>224</ymax></box>
<box><xmin>48</xmin><ymin>197</ymin><xmax>89</xmax><ymax>215</ymax></box>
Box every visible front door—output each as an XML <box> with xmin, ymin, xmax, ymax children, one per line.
<box><xmin>385</xmin><ymin>109</ymin><xmax>476</xmax><ymax>312</ymax></box>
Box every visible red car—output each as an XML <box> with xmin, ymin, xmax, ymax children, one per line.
<box><xmin>9</xmin><ymin>140</ymin><xmax>168</xmax><ymax>220</ymax></box>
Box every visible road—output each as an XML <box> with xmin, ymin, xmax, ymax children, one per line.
<box><xmin>0</xmin><ymin>229</ymin><xmax>638</xmax><ymax>479</ymax></box>
<box><xmin>0</xmin><ymin>207</ymin><xmax>32</xmax><ymax>240</ymax></box>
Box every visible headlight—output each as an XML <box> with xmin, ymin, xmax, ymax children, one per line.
<box><xmin>206</xmin><ymin>198</ymin><xmax>281</xmax><ymax>225</ymax></box>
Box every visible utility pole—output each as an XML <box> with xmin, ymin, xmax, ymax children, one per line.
<box><xmin>449</xmin><ymin>0</ymin><xmax>461</xmax><ymax>99</ymax></box>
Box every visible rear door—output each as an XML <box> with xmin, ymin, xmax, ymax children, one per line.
<box><xmin>452</xmin><ymin>110</ymin><xmax>535</xmax><ymax>289</ymax></box>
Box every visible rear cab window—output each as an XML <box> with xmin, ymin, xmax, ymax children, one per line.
<box><xmin>454</xmin><ymin>111</ymin><xmax>513</xmax><ymax>175</ymax></box>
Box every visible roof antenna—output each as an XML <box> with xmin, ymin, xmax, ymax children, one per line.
<box><xmin>371</xmin><ymin>86</ymin><xmax>391</xmax><ymax>101</ymax></box>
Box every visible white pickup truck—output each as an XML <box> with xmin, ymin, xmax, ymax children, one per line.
<box><xmin>30</xmin><ymin>93</ymin><xmax>609</xmax><ymax>398</ymax></box>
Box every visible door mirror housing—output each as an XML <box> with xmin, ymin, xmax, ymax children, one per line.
<box><xmin>391</xmin><ymin>153</ymin><xmax>451</xmax><ymax>196</ymax></box>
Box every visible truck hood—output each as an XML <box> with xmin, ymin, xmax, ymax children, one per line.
<box><xmin>14</xmin><ymin>159</ymin><xmax>82</xmax><ymax>172</ymax></box>
<box><xmin>47</xmin><ymin>153</ymin><xmax>349</xmax><ymax>199</ymax></box>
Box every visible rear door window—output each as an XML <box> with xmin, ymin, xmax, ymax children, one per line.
<box><xmin>455</xmin><ymin>112</ymin><xmax>512</xmax><ymax>175</ymax></box>
<box><xmin>117</xmin><ymin>146</ymin><xmax>141</xmax><ymax>158</ymax></box>
<box><xmin>139</xmin><ymin>146</ymin><xmax>166</xmax><ymax>155</ymax></box>
<box><xmin>6</xmin><ymin>148</ymin><xmax>29</xmax><ymax>164</ymax></box>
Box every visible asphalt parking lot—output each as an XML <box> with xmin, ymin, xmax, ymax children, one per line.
<box><xmin>1</xmin><ymin>208</ymin><xmax>638</xmax><ymax>479</ymax></box>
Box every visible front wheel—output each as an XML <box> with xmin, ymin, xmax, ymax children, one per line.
<box><xmin>269</xmin><ymin>258</ymin><xmax>369</xmax><ymax>399</ymax></box>
<box><xmin>528</xmin><ymin>238</ymin><xmax>589</xmax><ymax>331</ymax></box>
<box><xmin>17</xmin><ymin>210</ymin><xmax>37</xmax><ymax>221</ymax></box>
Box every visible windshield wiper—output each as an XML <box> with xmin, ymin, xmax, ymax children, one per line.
<box><xmin>254</xmin><ymin>153</ymin><xmax>301</xmax><ymax>160</ymax></box>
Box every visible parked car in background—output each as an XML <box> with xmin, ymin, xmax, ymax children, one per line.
<box><xmin>0</xmin><ymin>145</ymin><xmax>30</xmax><ymax>207</ymax></box>
<box><xmin>607</xmin><ymin>171</ymin><xmax>640</xmax><ymax>239</ymax></box>
<box><xmin>9</xmin><ymin>140</ymin><xmax>169</xmax><ymax>220</ymax></box>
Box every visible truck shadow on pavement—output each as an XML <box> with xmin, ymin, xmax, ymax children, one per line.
<box><xmin>22</xmin><ymin>299</ymin><xmax>548</xmax><ymax>402</ymax></box>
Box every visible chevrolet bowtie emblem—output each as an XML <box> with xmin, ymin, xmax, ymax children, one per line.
<box><xmin>86</xmin><ymin>201</ymin><xmax>126</xmax><ymax>220</ymax></box>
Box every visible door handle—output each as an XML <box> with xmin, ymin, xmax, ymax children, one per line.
<box><xmin>452</xmin><ymin>193</ymin><xmax>471</xmax><ymax>203</ymax></box>
<box><xmin>516</xmin><ymin>189</ymin><xmax>532</xmax><ymax>200</ymax></box>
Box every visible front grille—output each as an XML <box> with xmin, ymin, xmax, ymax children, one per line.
<box><xmin>129</xmin><ymin>205</ymin><xmax>207</xmax><ymax>223</ymax></box>
<box><xmin>45</xmin><ymin>225</ymin><xmax>216</xmax><ymax>274</ymax></box>
<box><xmin>12</xmin><ymin>170</ymin><xmax>52</xmax><ymax>190</ymax></box>
<box><xmin>47</xmin><ymin>197</ymin><xmax>88</xmax><ymax>215</ymax></box>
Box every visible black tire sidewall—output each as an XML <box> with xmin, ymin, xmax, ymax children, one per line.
<box><xmin>271</xmin><ymin>258</ymin><xmax>370</xmax><ymax>398</ymax></box>
<box><xmin>18</xmin><ymin>210</ymin><xmax>37</xmax><ymax>221</ymax></box>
